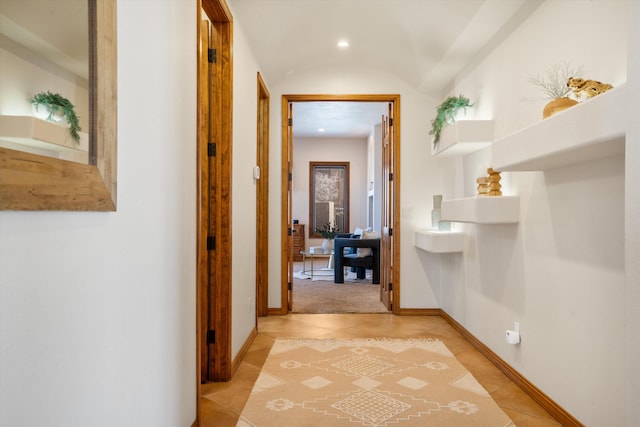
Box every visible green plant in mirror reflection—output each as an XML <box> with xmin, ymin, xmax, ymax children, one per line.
<box><xmin>30</xmin><ymin>91</ymin><xmax>81</xmax><ymax>143</ymax></box>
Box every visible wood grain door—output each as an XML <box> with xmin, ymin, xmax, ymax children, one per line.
<box><xmin>380</xmin><ymin>104</ymin><xmax>394</xmax><ymax>310</ymax></box>
<box><xmin>199</xmin><ymin>0</ymin><xmax>232</xmax><ymax>382</ymax></box>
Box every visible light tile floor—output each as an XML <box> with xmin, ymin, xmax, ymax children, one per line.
<box><xmin>201</xmin><ymin>314</ymin><xmax>562</xmax><ymax>426</ymax></box>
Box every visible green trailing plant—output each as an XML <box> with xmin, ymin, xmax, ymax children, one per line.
<box><xmin>30</xmin><ymin>91</ymin><xmax>81</xmax><ymax>143</ymax></box>
<box><xmin>528</xmin><ymin>61</ymin><xmax>584</xmax><ymax>99</ymax></box>
<box><xmin>429</xmin><ymin>95</ymin><xmax>473</xmax><ymax>146</ymax></box>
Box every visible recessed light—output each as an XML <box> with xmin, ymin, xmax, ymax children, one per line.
<box><xmin>337</xmin><ymin>40</ymin><xmax>349</xmax><ymax>49</ymax></box>
<box><xmin>318</xmin><ymin>128</ymin><xmax>325</xmax><ymax>132</ymax></box>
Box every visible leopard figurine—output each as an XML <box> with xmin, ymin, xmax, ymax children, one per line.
<box><xmin>567</xmin><ymin>77</ymin><xmax>613</xmax><ymax>100</ymax></box>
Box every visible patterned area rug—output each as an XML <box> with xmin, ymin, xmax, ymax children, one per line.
<box><xmin>237</xmin><ymin>338</ymin><xmax>515</xmax><ymax>426</ymax></box>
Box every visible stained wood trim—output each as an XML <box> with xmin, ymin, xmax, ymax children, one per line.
<box><xmin>389</xmin><ymin>102</ymin><xmax>401</xmax><ymax>315</ymax></box>
<box><xmin>256</xmin><ymin>72</ymin><xmax>270</xmax><ymax>317</ymax></box>
<box><xmin>0</xmin><ymin>0</ymin><xmax>117</xmax><ymax>211</ymax></box>
<box><xmin>214</xmin><ymin>11</ymin><xmax>233</xmax><ymax>383</ymax></box>
<box><xmin>397</xmin><ymin>308</ymin><xmax>441</xmax><ymax>316</ymax></box>
<box><xmin>439</xmin><ymin>310</ymin><xmax>584</xmax><ymax>426</ymax></box>
<box><xmin>280</xmin><ymin>97</ymin><xmax>291</xmax><ymax>313</ymax></box>
<box><xmin>279</xmin><ymin>94</ymin><xmax>401</xmax><ymax>314</ymax></box>
<box><xmin>268</xmin><ymin>307</ymin><xmax>287</xmax><ymax>316</ymax></box>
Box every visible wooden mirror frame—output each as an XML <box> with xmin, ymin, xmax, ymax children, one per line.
<box><xmin>308</xmin><ymin>161</ymin><xmax>350</xmax><ymax>238</ymax></box>
<box><xmin>0</xmin><ymin>0</ymin><xmax>117</xmax><ymax>211</ymax></box>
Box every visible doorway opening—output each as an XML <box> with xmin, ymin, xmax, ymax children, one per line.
<box><xmin>277</xmin><ymin>94</ymin><xmax>401</xmax><ymax>315</ymax></box>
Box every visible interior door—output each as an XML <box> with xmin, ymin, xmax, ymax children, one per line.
<box><xmin>199</xmin><ymin>0</ymin><xmax>233</xmax><ymax>383</ymax></box>
<box><xmin>380</xmin><ymin>103</ymin><xmax>394</xmax><ymax>310</ymax></box>
<box><xmin>286</xmin><ymin>102</ymin><xmax>294</xmax><ymax>312</ymax></box>
<box><xmin>199</xmin><ymin>17</ymin><xmax>212</xmax><ymax>385</ymax></box>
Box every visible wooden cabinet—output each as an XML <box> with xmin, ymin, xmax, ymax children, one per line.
<box><xmin>292</xmin><ymin>223</ymin><xmax>305</xmax><ymax>261</ymax></box>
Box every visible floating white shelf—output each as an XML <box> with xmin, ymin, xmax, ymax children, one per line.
<box><xmin>491</xmin><ymin>84</ymin><xmax>628</xmax><ymax>171</ymax></box>
<box><xmin>431</xmin><ymin>120</ymin><xmax>494</xmax><ymax>157</ymax></box>
<box><xmin>441</xmin><ymin>196</ymin><xmax>520</xmax><ymax>224</ymax></box>
<box><xmin>0</xmin><ymin>115</ymin><xmax>88</xmax><ymax>153</ymax></box>
<box><xmin>414</xmin><ymin>229</ymin><xmax>464</xmax><ymax>253</ymax></box>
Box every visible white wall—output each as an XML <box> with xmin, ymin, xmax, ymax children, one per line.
<box><xmin>0</xmin><ymin>1</ymin><xmax>197</xmax><ymax>425</ymax></box>
<box><xmin>292</xmin><ymin>136</ymin><xmax>368</xmax><ymax>248</ymax></box>
<box><xmin>625</xmin><ymin>2</ymin><xmax>640</xmax><ymax>424</ymax></box>
<box><xmin>438</xmin><ymin>1</ymin><xmax>632</xmax><ymax>425</ymax></box>
<box><xmin>229</xmin><ymin>10</ymin><xmax>261</xmax><ymax>359</ymax></box>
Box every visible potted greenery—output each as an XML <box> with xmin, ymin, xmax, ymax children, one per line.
<box><xmin>528</xmin><ymin>62</ymin><xmax>582</xmax><ymax>118</ymax></box>
<box><xmin>30</xmin><ymin>91</ymin><xmax>82</xmax><ymax>143</ymax></box>
<box><xmin>429</xmin><ymin>94</ymin><xmax>473</xmax><ymax>146</ymax></box>
<box><xmin>316</xmin><ymin>222</ymin><xmax>338</xmax><ymax>252</ymax></box>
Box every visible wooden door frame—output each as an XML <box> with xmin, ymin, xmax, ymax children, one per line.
<box><xmin>280</xmin><ymin>94</ymin><xmax>401</xmax><ymax>315</ymax></box>
<box><xmin>197</xmin><ymin>0</ymin><xmax>233</xmax><ymax>391</ymax></box>
<box><xmin>256</xmin><ymin>72</ymin><xmax>270</xmax><ymax>317</ymax></box>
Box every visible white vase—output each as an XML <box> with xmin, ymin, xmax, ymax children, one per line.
<box><xmin>322</xmin><ymin>239</ymin><xmax>334</xmax><ymax>253</ymax></box>
<box><xmin>32</xmin><ymin>103</ymin><xmax>64</xmax><ymax>122</ymax></box>
<box><xmin>431</xmin><ymin>194</ymin><xmax>451</xmax><ymax>231</ymax></box>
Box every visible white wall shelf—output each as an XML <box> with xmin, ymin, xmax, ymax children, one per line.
<box><xmin>491</xmin><ymin>84</ymin><xmax>628</xmax><ymax>171</ymax></box>
<box><xmin>431</xmin><ymin>120</ymin><xmax>494</xmax><ymax>157</ymax></box>
<box><xmin>0</xmin><ymin>115</ymin><xmax>88</xmax><ymax>153</ymax></box>
<box><xmin>414</xmin><ymin>230</ymin><xmax>464</xmax><ymax>253</ymax></box>
<box><xmin>441</xmin><ymin>196</ymin><xmax>520</xmax><ymax>224</ymax></box>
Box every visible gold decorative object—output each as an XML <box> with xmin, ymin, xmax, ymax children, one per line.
<box><xmin>487</xmin><ymin>167</ymin><xmax>502</xmax><ymax>196</ymax></box>
<box><xmin>542</xmin><ymin>97</ymin><xmax>578</xmax><ymax>119</ymax></box>
<box><xmin>476</xmin><ymin>177</ymin><xmax>490</xmax><ymax>196</ymax></box>
<box><xmin>567</xmin><ymin>77</ymin><xmax>613</xmax><ymax>101</ymax></box>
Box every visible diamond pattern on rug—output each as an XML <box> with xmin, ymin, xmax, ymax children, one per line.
<box><xmin>331</xmin><ymin>390</ymin><xmax>412</xmax><ymax>424</ymax></box>
<box><xmin>302</xmin><ymin>375</ymin><xmax>333</xmax><ymax>389</ymax></box>
<box><xmin>237</xmin><ymin>338</ymin><xmax>515</xmax><ymax>426</ymax></box>
<box><xmin>397</xmin><ymin>376</ymin><xmax>428</xmax><ymax>390</ymax></box>
<box><xmin>352</xmin><ymin>377</ymin><xmax>382</xmax><ymax>390</ymax></box>
<box><xmin>332</xmin><ymin>355</ymin><xmax>394</xmax><ymax>377</ymax></box>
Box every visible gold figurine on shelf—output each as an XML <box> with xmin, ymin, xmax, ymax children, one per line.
<box><xmin>477</xmin><ymin>167</ymin><xmax>502</xmax><ymax>197</ymax></box>
<box><xmin>487</xmin><ymin>167</ymin><xmax>502</xmax><ymax>196</ymax></box>
<box><xmin>476</xmin><ymin>177</ymin><xmax>490</xmax><ymax>196</ymax></box>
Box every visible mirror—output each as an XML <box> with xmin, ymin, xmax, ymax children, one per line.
<box><xmin>309</xmin><ymin>161</ymin><xmax>350</xmax><ymax>238</ymax></box>
<box><xmin>0</xmin><ymin>0</ymin><xmax>117</xmax><ymax>211</ymax></box>
<box><xmin>0</xmin><ymin>0</ymin><xmax>90</xmax><ymax>164</ymax></box>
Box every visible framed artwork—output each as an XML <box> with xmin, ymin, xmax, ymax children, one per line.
<box><xmin>309</xmin><ymin>161</ymin><xmax>349</xmax><ymax>238</ymax></box>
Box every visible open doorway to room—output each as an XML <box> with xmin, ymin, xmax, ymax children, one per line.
<box><xmin>278</xmin><ymin>95</ymin><xmax>401</xmax><ymax>315</ymax></box>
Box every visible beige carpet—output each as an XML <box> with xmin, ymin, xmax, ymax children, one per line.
<box><xmin>293</xmin><ymin>276</ymin><xmax>388</xmax><ymax>314</ymax></box>
<box><xmin>237</xmin><ymin>338</ymin><xmax>515</xmax><ymax>426</ymax></box>
<box><xmin>292</xmin><ymin>262</ymin><xmax>388</xmax><ymax>314</ymax></box>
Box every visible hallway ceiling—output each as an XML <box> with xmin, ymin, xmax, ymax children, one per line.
<box><xmin>229</xmin><ymin>0</ymin><xmax>541</xmax><ymax>137</ymax></box>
